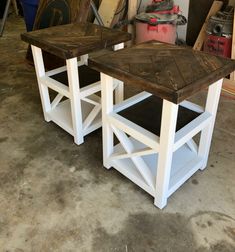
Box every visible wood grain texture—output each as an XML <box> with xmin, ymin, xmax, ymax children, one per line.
<box><xmin>230</xmin><ymin>8</ymin><xmax>235</xmax><ymax>81</ymax></box>
<box><xmin>193</xmin><ymin>1</ymin><xmax>223</xmax><ymax>51</ymax></box>
<box><xmin>89</xmin><ymin>40</ymin><xmax>235</xmax><ymax>103</ymax></box>
<box><xmin>128</xmin><ymin>0</ymin><xmax>138</xmax><ymax>44</ymax></box>
<box><xmin>34</xmin><ymin>0</ymin><xmax>91</xmax><ymax>30</ymax></box>
<box><xmin>21</xmin><ymin>22</ymin><xmax>131</xmax><ymax>59</ymax></box>
<box><xmin>187</xmin><ymin>0</ymin><xmax>214</xmax><ymax>46</ymax></box>
<box><xmin>94</xmin><ymin>0</ymin><xmax>121</xmax><ymax>27</ymax></box>
<box><xmin>27</xmin><ymin>0</ymin><xmax>92</xmax><ymax>70</ymax></box>
<box><xmin>111</xmin><ymin>0</ymin><xmax>126</xmax><ymax>28</ymax></box>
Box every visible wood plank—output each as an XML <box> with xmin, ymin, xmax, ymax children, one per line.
<box><xmin>26</xmin><ymin>0</ymin><xmax>92</xmax><ymax>70</ymax></box>
<box><xmin>128</xmin><ymin>0</ymin><xmax>138</xmax><ymax>44</ymax></box>
<box><xmin>21</xmin><ymin>23</ymin><xmax>132</xmax><ymax>59</ymax></box>
<box><xmin>193</xmin><ymin>1</ymin><xmax>223</xmax><ymax>51</ymax></box>
<box><xmin>186</xmin><ymin>0</ymin><xmax>214</xmax><ymax>46</ymax></box>
<box><xmin>89</xmin><ymin>41</ymin><xmax>235</xmax><ymax>103</ymax></box>
<box><xmin>111</xmin><ymin>0</ymin><xmax>126</xmax><ymax>28</ymax></box>
<box><xmin>95</xmin><ymin>0</ymin><xmax>121</xmax><ymax>27</ymax></box>
<box><xmin>230</xmin><ymin>9</ymin><xmax>235</xmax><ymax>81</ymax></box>
<box><xmin>34</xmin><ymin>0</ymin><xmax>91</xmax><ymax>29</ymax></box>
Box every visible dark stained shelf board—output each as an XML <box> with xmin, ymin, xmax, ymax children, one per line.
<box><xmin>119</xmin><ymin>95</ymin><xmax>201</xmax><ymax>136</ymax></box>
<box><xmin>21</xmin><ymin>22</ymin><xmax>131</xmax><ymax>59</ymax></box>
<box><xmin>51</xmin><ymin>65</ymin><xmax>100</xmax><ymax>88</ymax></box>
<box><xmin>89</xmin><ymin>40</ymin><xmax>235</xmax><ymax>104</ymax></box>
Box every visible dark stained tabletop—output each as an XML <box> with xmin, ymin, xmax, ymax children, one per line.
<box><xmin>88</xmin><ymin>41</ymin><xmax>235</xmax><ymax>103</ymax></box>
<box><xmin>21</xmin><ymin>23</ymin><xmax>131</xmax><ymax>59</ymax></box>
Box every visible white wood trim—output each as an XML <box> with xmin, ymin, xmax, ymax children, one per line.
<box><xmin>186</xmin><ymin>139</ymin><xmax>198</xmax><ymax>154</ymax></box>
<box><xmin>31</xmin><ymin>45</ymin><xmax>51</xmax><ymax>122</ymax></box>
<box><xmin>66</xmin><ymin>57</ymin><xmax>84</xmax><ymax>145</ymax></box>
<box><xmin>114</xmin><ymin>43</ymin><xmax>124</xmax><ymax>51</ymax></box>
<box><xmin>47</xmin><ymin>100</ymin><xmax>73</xmax><ymax>135</ymax></box>
<box><xmin>110</xmin><ymin>159</ymin><xmax>155</xmax><ymax>196</ymax></box>
<box><xmin>198</xmin><ymin>79</ymin><xmax>223</xmax><ymax>170</ymax></box>
<box><xmin>113</xmin><ymin>92</ymin><xmax>152</xmax><ymax>113</ymax></box>
<box><xmin>168</xmin><ymin>157</ymin><xmax>204</xmax><ymax>197</ymax></box>
<box><xmin>155</xmin><ymin>100</ymin><xmax>178</xmax><ymax>209</ymax></box>
<box><xmin>114</xmin><ymin>43</ymin><xmax>125</xmax><ymax>104</ymax></box>
<box><xmin>180</xmin><ymin>100</ymin><xmax>204</xmax><ymax>113</ymax></box>
<box><xmin>114</xmin><ymin>80</ymin><xmax>124</xmax><ymax>104</ymax></box>
<box><xmin>83</xmin><ymin>121</ymin><xmax>102</xmax><ymax>136</ymax></box>
<box><xmin>101</xmin><ymin>73</ymin><xmax>114</xmax><ymax>169</ymax></box>
<box><xmin>111</xmin><ymin>125</ymin><xmax>155</xmax><ymax>188</ymax></box>
<box><xmin>80</xmin><ymin>54</ymin><xmax>89</xmax><ymax>66</ymax></box>
<box><xmin>51</xmin><ymin>94</ymin><xmax>64</xmax><ymax>110</ymax></box>
<box><xmin>41</xmin><ymin>76</ymin><xmax>71</xmax><ymax>98</ymax></box>
<box><xmin>174</xmin><ymin>111</ymin><xmax>212</xmax><ymax>151</ymax></box>
<box><xmin>108</xmin><ymin>113</ymin><xmax>160</xmax><ymax>151</ymax></box>
<box><xmin>83</xmin><ymin>104</ymin><xmax>101</xmax><ymax>131</ymax></box>
<box><xmin>80</xmin><ymin>81</ymin><xmax>101</xmax><ymax>98</ymax></box>
<box><xmin>46</xmin><ymin>55</ymin><xmax>88</xmax><ymax>76</ymax></box>
<box><xmin>110</xmin><ymin>148</ymin><xmax>155</xmax><ymax>160</ymax></box>
<box><xmin>82</xmin><ymin>94</ymin><xmax>101</xmax><ymax>106</ymax></box>
<box><xmin>46</xmin><ymin>65</ymin><xmax>67</xmax><ymax>77</ymax></box>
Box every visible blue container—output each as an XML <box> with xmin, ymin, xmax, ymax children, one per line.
<box><xmin>20</xmin><ymin>0</ymin><xmax>39</xmax><ymax>31</ymax></box>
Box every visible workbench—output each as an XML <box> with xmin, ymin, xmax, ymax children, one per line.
<box><xmin>21</xmin><ymin>22</ymin><xmax>131</xmax><ymax>145</ymax></box>
<box><xmin>89</xmin><ymin>41</ymin><xmax>235</xmax><ymax>209</ymax></box>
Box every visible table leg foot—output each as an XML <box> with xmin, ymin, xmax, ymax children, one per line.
<box><xmin>74</xmin><ymin>136</ymin><xmax>84</xmax><ymax>146</ymax></box>
<box><xmin>154</xmin><ymin>197</ymin><xmax>167</xmax><ymax>209</ymax></box>
<box><xmin>104</xmin><ymin>163</ymin><xmax>112</xmax><ymax>170</ymax></box>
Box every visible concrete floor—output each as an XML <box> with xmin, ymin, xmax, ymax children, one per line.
<box><xmin>0</xmin><ymin>15</ymin><xmax>235</xmax><ymax>252</ymax></box>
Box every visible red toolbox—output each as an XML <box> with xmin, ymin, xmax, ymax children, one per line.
<box><xmin>203</xmin><ymin>35</ymin><xmax>232</xmax><ymax>58</ymax></box>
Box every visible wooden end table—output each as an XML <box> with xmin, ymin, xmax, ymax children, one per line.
<box><xmin>21</xmin><ymin>23</ymin><xmax>131</xmax><ymax>145</ymax></box>
<box><xmin>89</xmin><ymin>41</ymin><xmax>235</xmax><ymax>209</ymax></box>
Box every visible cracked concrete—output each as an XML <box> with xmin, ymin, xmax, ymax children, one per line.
<box><xmin>0</xmin><ymin>15</ymin><xmax>235</xmax><ymax>252</ymax></box>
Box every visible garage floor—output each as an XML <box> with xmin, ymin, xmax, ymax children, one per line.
<box><xmin>0</xmin><ymin>15</ymin><xmax>235</xmax><ymax>252</ymax></box>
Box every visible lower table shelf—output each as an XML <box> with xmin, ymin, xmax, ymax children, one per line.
<box><xmin>47</xmin><ymin>98</ymin><xmax>102</xmax><ymax>137</ymax></box>
<box><xmin>109</xmin><ymin>136</ymin><xmax>203</xmax><ymax>198</ymax></box>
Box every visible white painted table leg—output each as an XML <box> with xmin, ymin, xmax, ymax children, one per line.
<box><xmin>114</xmin><ymin>43</ymin><xmax>124</xmax><ymax>51</ymax></box>
<box><xmin>115</xmin><ymin>81</ymin><xmax>124</xmax><ymax>104</ymax></box>
<box><xmin>199</xmin><ymin>79</ymin><xmax>223</xmax><ymax>170</ymax></box>
<box><xmin>31</xmin><ymin>45</ymin><xmax>51</xmax><ymax>122</ymax></box>
<box><xmin>101</xmin><ymin>73</ymin><xmax>114</xmax><ymax>169</ymax></box>
<box><xmin>80</xmin><ymin>54</ymin><xmax>88</xmax><ymax>66</ymax></box>
<box><xmin>66</xmin><ymin>57</ymin><xmax>84</xmax><ymax>145</ymax></box>
<box><xmin>114</xmin><ymin>43</ymin><xmax>124</xmax><ymax>104</ymax></box>
<box><xmin>155</xmin><ymin>100</ymin><xmax>179</xmax><ymax>209</ymax></box>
